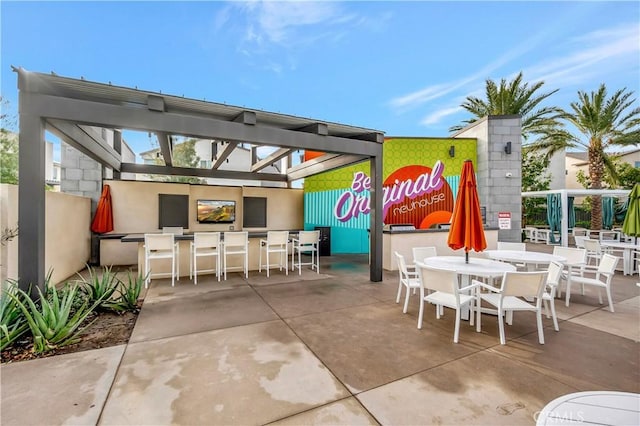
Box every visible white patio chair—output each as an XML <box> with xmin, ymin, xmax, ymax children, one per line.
<box><xmin>291</xmin><ymin>230</ymin><xmax>320</xmax><ymax>275</ymax></box>
<box><xmin>259</xmin><ymin>231</ymin><xmax>289</xmax><ymax>277</ymax></box>
<box><xmin>222</xmin><ymin>231</ymin><xmax>249</xmax><ymax>279</ymax></box>
<box><xmin>144</xmin><ymin>233</ymin><xmax>177</xmax><ymax>288</ymax></box>
<box><xmin>411</xmin><ymin>246</ymin><xmax>437</xmax><ymax>276</ymax></box>
<box><xmin>524</xmin><ymin>227</ymin><xmax>538</xmax><ymax>242</ymax></box>
<box><xmin>394</xmin><ymin>251</ymin><xmax>420</xmax><ymax>314</ymax></box>
<box><xmin>415</xmin><ymin>262</ymin><xmax>477</xmax><ymax>343</ymax></box>
<box><xmin>543</xmin><ymin>261</ymin><xmax>563</xmax><ymax>331</ymax></box>
<box><xmin>190</xmin><ymin>232</ymin><xmax>221</xmax><ymax>284</ymax></box>
<box><xmin>565</xmin><ymin>253</ymin><xmax>619</xmax><ymax>312</ymax></box>
<box><xmin>552</xmin><ymin>246</ymin><xmax>587</xmax><ymax>298</ymax></box>
<box><xmin>583</xmin><ymin>239</ymin><xmax>603</xmax><ymax>266</ymax></box>
<box><xmin>574</xmin><ymin>235</ymin><xmax>587</xmax><ymax>249</ymax></box>
<box><xmin>476</xmin><ymin>270</ymin><xmax>548</xmax><ymax>345</ymax></box>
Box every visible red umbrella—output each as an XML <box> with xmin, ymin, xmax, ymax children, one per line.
<box><xmin>91</xmin><ymin>184</ymin><xmax>114</xmax><ymax>234</ymax></box>
<box><xmin>447</xmin><ymin>160</ymin><xmax>487</xmax><ymax>263</ymax></box>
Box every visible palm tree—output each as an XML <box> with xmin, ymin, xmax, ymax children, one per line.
<box><xmin>449</xmin><ymin>72</ymin><xmax>565</xmax><ymax>140</ymax></box>
<box><xmin>529</xmin><ymin>84</ymin><xmax>640</xmax><ymax>229</ymax></box>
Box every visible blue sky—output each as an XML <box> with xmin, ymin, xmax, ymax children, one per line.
<box><xmin>1</xmin><ymin>1</ymin><xmax>639</xmax><ymax>160</ymax></box>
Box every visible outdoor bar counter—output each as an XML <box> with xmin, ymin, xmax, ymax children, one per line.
<box><xmin>383</xmin><ymin>227</ymin><xmax>499</xmax><ymax>271</ymax></box>
<box><xmin>117</xmin><ymin>231</ymin><xmax>301</xmax><ymax>277</ymax></box>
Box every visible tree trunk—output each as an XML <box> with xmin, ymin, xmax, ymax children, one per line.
<box><xmin>588</xmin><ymin>138</ymin><xmax>604</xmax><ymax>230</ymax></box>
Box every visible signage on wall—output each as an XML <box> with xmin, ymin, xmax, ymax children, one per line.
<box><xmin>498</xmin><ymin>212</ymin><xmax>512</xmax><ymax>230</ymax></box>
<box><xmin>333</xmin><ymin>160</ymin><xmax>455</xmax><ymax>229</ymax></box>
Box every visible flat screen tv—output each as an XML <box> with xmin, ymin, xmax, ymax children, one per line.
<box><xmin>197</xmin><ymin>200</ymin><xmax>236</xmax><ymax>224</ymax></box>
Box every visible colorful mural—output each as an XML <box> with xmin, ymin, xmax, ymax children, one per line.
<box><xmin>304</xmin><ymin>137</ymin><xmax>477</xmax><ymax>253</ymax></box>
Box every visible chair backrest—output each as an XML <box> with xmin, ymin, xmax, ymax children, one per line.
<box><xmin>500</xmin><ymin>271</ymin><xmax>547</xmax><ymax>298</ymax></box>
<box><xmin>162</xmin><ymin>226</ymin><xmax>184</xmax><ymax>235</ymax></box>
<box><xmin>546</xmin><ymin>261</ymin><xmax>563</xmax><ymax>288</ymax></box>
<box><xmin>415</xmin><ymin>262</ymin><xmax>459</xmax><ymax>295</ymax></box>
<box><xmin>552</xmin><ymin>246</ymin><xmax>587</xmax><ymax>264</ymax></box>
<box><xmin>583</xmin><ymin>239</ymin><xmax>602</xmax><ymax>254</ymax></box>
<box><xmin>267</xmin><ymin>230</ymin><xmax>289</xmax><ymax>245</ymax></box>
<box><xmin>572</xmin><ymin>227</ymin><xmax>588</xmax><ymax>237</ymax></box>
<box><xmin>145</xmin><ymin>233</ymin><xmax>174</xmax><ymax>251</ymax></box>
<box><xmin>412</xmin><ymin>246</ymin><xmax>437</xmax><ymax>264</ymax></box>
<box><xmin>598</xmin><ymin>253</ymin><xmax>619</xmax><ymax>275</ymax></box>
<box><xmin>497</xmin><ymin>242</ymin><xmax>526</xmax><ymax>251</ymax></box>
<box><xmin>574</xmin><ymin>236</ymin><xmax>587</xmax><ymax>248</ymax></box>
<box><xmin>224</xmin><ymin>231</ymin><xmax>248</xmax><ymax>248</ymax></box>
<box><xmin>297</xmin><ymin>230</ymin><xmax>319</xmax><ymax>245</ymax></box>
<box><xmin>194</xmin><ymin>232</ymin><xmax>220</xmax><ymax>249</ymax></box>
<box><xmin>394</xmin><ymin>251</ymin><xmax>410</xmax><ymax>281</ymax></box>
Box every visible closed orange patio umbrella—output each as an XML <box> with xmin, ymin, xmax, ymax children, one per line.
<box><xmin>447</xmin><ymin>160</ymin><xmax>487</xmax><ymax>263</ymax></box>
<box><xmin>91</xmin><ymin>184</ymin><xmax>114</xmax><ymax>234</ymax></box>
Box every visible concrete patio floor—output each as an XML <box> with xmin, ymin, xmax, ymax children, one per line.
<box><xmin>2</xmin><ymin>244</ymin><xmax>639</xmax><ymax>425</ymax></box>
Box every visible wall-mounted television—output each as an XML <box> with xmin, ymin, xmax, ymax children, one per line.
<box><xmin>197</xmin><ymin>200</ymin><xmax>236</xmax><ymax>224</ymax></box>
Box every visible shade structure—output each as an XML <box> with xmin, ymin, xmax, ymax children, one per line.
<box><xmin>621</xmin><ymin>183</ymin><xmax>640</xmax><ymax>237</ymax></box>
<box><xmin>91</xmin><ymin>184</ymin><xmax>114</xmax><ymax>234</ymax></box>
<box><xmin>447</xmin><ymin>160</ymin><xmax>487</xmax><ymax>263</ymax></box>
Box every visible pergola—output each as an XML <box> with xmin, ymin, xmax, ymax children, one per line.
<box><xmin>521</xmin><ymin>188</ymin><xmax>631</xmax><ymax>246</ymax></box>
<box><xmin>15</xmin><ymin>67</ymin><xmax>385</xmax><ymax>291</ymax></box>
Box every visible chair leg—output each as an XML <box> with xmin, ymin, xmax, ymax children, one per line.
<box><xmin>550</xmin><ymin>299</ymin><xmax>559</xmax><ymax>331</ymax></box>
<box><xmin>145</xmin><ymin>257</ymin><xmax>150</xmax><ymax>289</ymax></box>
<box><xmin>259</xmin><ymin>247</ymin><xmax>263</xmax><ymax>273</ymax></box>
<box><xmin>476</xmin><ymin>296</ymin><xmax>482</xmax><ymax>333</ymax></box>
<box><xmin>194</xmin><ymin>255</ymin><xmax>197</xmax><ymax>285</ymax></box>
<box><xmin>498</xmin><ymin>309</ymin><xmax>506</xmax><ymax>345</ymax></box>
<box><xmin>454</xmin><ymin>308</ymin><xmax>461</xmax><ymax>343</ymax></box>
<box><xmin>606</xmin><ymin>287</ymin><xmax>615</xmax><ymax>313</ymax></box>
<box><xmin>536</xmin><ymin>310</ymin><xmax>545</xmax><ymax>344</ymax></box>
<box><xmin>395</xmin><ymin>281</ymin><xmax>403</xmax><ymax>304</ymax></box>
<box><xmin>417</xmin><ymin>297</ymin><xmax>424</xmax><ymax>329</ymax></box>
<box><xmin>565</xmin><ymin>281</ymin><xmax>572</xmax><ymax>307</ymax></box>
<box><xmin>171</xmin><ymin>256</ymin><xmax>175</xmax><ymax>288</ymax></box>
<box><xmin>403</xmin><ymin>286</ymin><xmax>411</xmax><ymax>313</ymax></box>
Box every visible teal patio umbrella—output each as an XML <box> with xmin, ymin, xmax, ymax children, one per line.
<box><xmin>546</xmin><ymin>193</ymin><xmax>561</xmax><ymax>244</ymax></box>
<box><xmin>602</xmin><ymin>197</ymin><xmax>614</xmax><ymax>230</ymax></box>
<box><xmin>622</xmin><ymin>183</ymin><xmax>640</xmax><ymax>237</ymax></box>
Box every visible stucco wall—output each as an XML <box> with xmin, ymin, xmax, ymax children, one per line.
<box><xmin>1</xmin><ymin>184</ymin><xmax>91</xmax><ymax>285</ymax></box>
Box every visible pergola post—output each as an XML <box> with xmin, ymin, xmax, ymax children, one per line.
<box><xmin>369</xmin><ymin>151</ymin><xmax>383</xmax><ymax>282</ymax></box>
<box><xmin>18</xmin><ymin>98</ymin><xmax>46</xmax><ymax>293</ymax></box>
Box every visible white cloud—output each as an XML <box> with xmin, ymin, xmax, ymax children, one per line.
<box><xmin>420</xmin><ymin>106</ymin><xmax>462</xmax><ymax>126</ymax></box>
<box><xmin>392</xmin><ymin>21</ymin><xmax>639</xmax><ymax>128</ymax></box>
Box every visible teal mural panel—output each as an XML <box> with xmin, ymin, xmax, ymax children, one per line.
<box><xmin>304</xmin><ymin>190</ymin><xmax>369</xmax><ymax>229</ymax></box>
<box><xmin>305</xmin><ymin>223</ymin><xmax>369</xmax><ymax>254</ymax></box>
<box><xmin>446</xmin><ymin>175</ymin><xmax>460</xmax><ymax>201</ymax></box>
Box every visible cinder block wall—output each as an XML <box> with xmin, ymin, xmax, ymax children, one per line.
<box><xmin>454</xmin><ymin>115</ymin><xmax>522</xmax><ymax>242</ymax></box>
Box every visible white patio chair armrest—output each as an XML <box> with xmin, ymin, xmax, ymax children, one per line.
<box><xmin>473</xmin><ymin>280</ymin><xmax>499</xmax><ymax>293</ymax></box>
<box><xmin>459</xmin><ymin>282</ymin><xmax>480</xmax><ymax>293</ymax></box>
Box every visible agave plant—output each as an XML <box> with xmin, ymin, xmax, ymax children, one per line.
<box><xmin>78</xmin><ymin>265</ymin><xmax>121</xmax><ymax>311</ymax></box>
<box><xmin>7</xmin><ymin>282</ymin><xmax>104</xmax><ymax>353</ymax></box>
<box><xmin>114</xmin><ymin>271</ymin><xmax>146</xmax><ymax>312</ymax></box>
<box><xmin>0</xmin><ymin>280</ymin><xmax>28</xmax><ymax>351</ymax></box>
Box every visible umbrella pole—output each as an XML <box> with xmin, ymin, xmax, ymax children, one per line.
<box><xmin>465</xmin><ymin>251</ymin><xmax>469</xmax><ymax>264</ymax></box>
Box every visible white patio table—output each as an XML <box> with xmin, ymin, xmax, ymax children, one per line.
<box><xmin>484</xmin><ymin>250</ymin><xmax>567</xmax><ymax>271</ymax></box>
<box><xmin>536</xmin><ymin>391</ymin><xmax>640</xmax><ymax>426</ymax></box>
<box><xmin>600</xmin><ymin>241</ymin><xmax>640</xmax><ymax>276</ymax></box>
<box><xmin>422</xmin><ymin>256</ymin><xmax>516</xmax><ymax>320</ymax></box>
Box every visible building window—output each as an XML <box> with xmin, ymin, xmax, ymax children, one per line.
<box><xmin>634</xmin><ymin>161</ymin><xmax>640</xmax><ymax>168</ymax></box>
<box><xmin>200</xmin><ymin>160</ymin><xmax>212</xmax><ymax>168</ymax></box>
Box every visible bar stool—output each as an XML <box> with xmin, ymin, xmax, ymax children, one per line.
<box><xmin>190</xmin><ymin>232</ymin><xmax>221</xmax><ymax>284</ymax></box>
<box><xmin>259</xmin><ymin>231</ymin><xmax>289</xmax><ymax>277</ymax></box>
<box><xmin>222</xmin><ymin>231</ymin><xmax>249</xmax><ymax>279</ymax></box>
<box><xmin>162</xmin><ymin>227</ymin><xmax>183</xmax><ymax>279</ymax></box>
<box><xmin>291</xmin><ymin>230</ymin><xmax>320</xmax><ymax>275</ymax></box>
<box><xmin>144</xmin><ymin>233</ymin><xmax>177</xmax><ymax>288</ymax></box>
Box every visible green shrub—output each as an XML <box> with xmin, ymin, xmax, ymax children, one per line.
<box><xmin>7</xmin><ymin>282</ymin><xmax>105</xmax><ymax>353</ymax></box>
<box><xmin>0</xmin><ymin>281</ymin><xmax>28</xmax><ymax>351</ymax></box>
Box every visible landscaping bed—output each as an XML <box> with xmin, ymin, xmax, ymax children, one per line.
<box><xmin>1</xmin><ymin>308</ymin><xmax>139</xmax><ymax>364</ymax></box>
